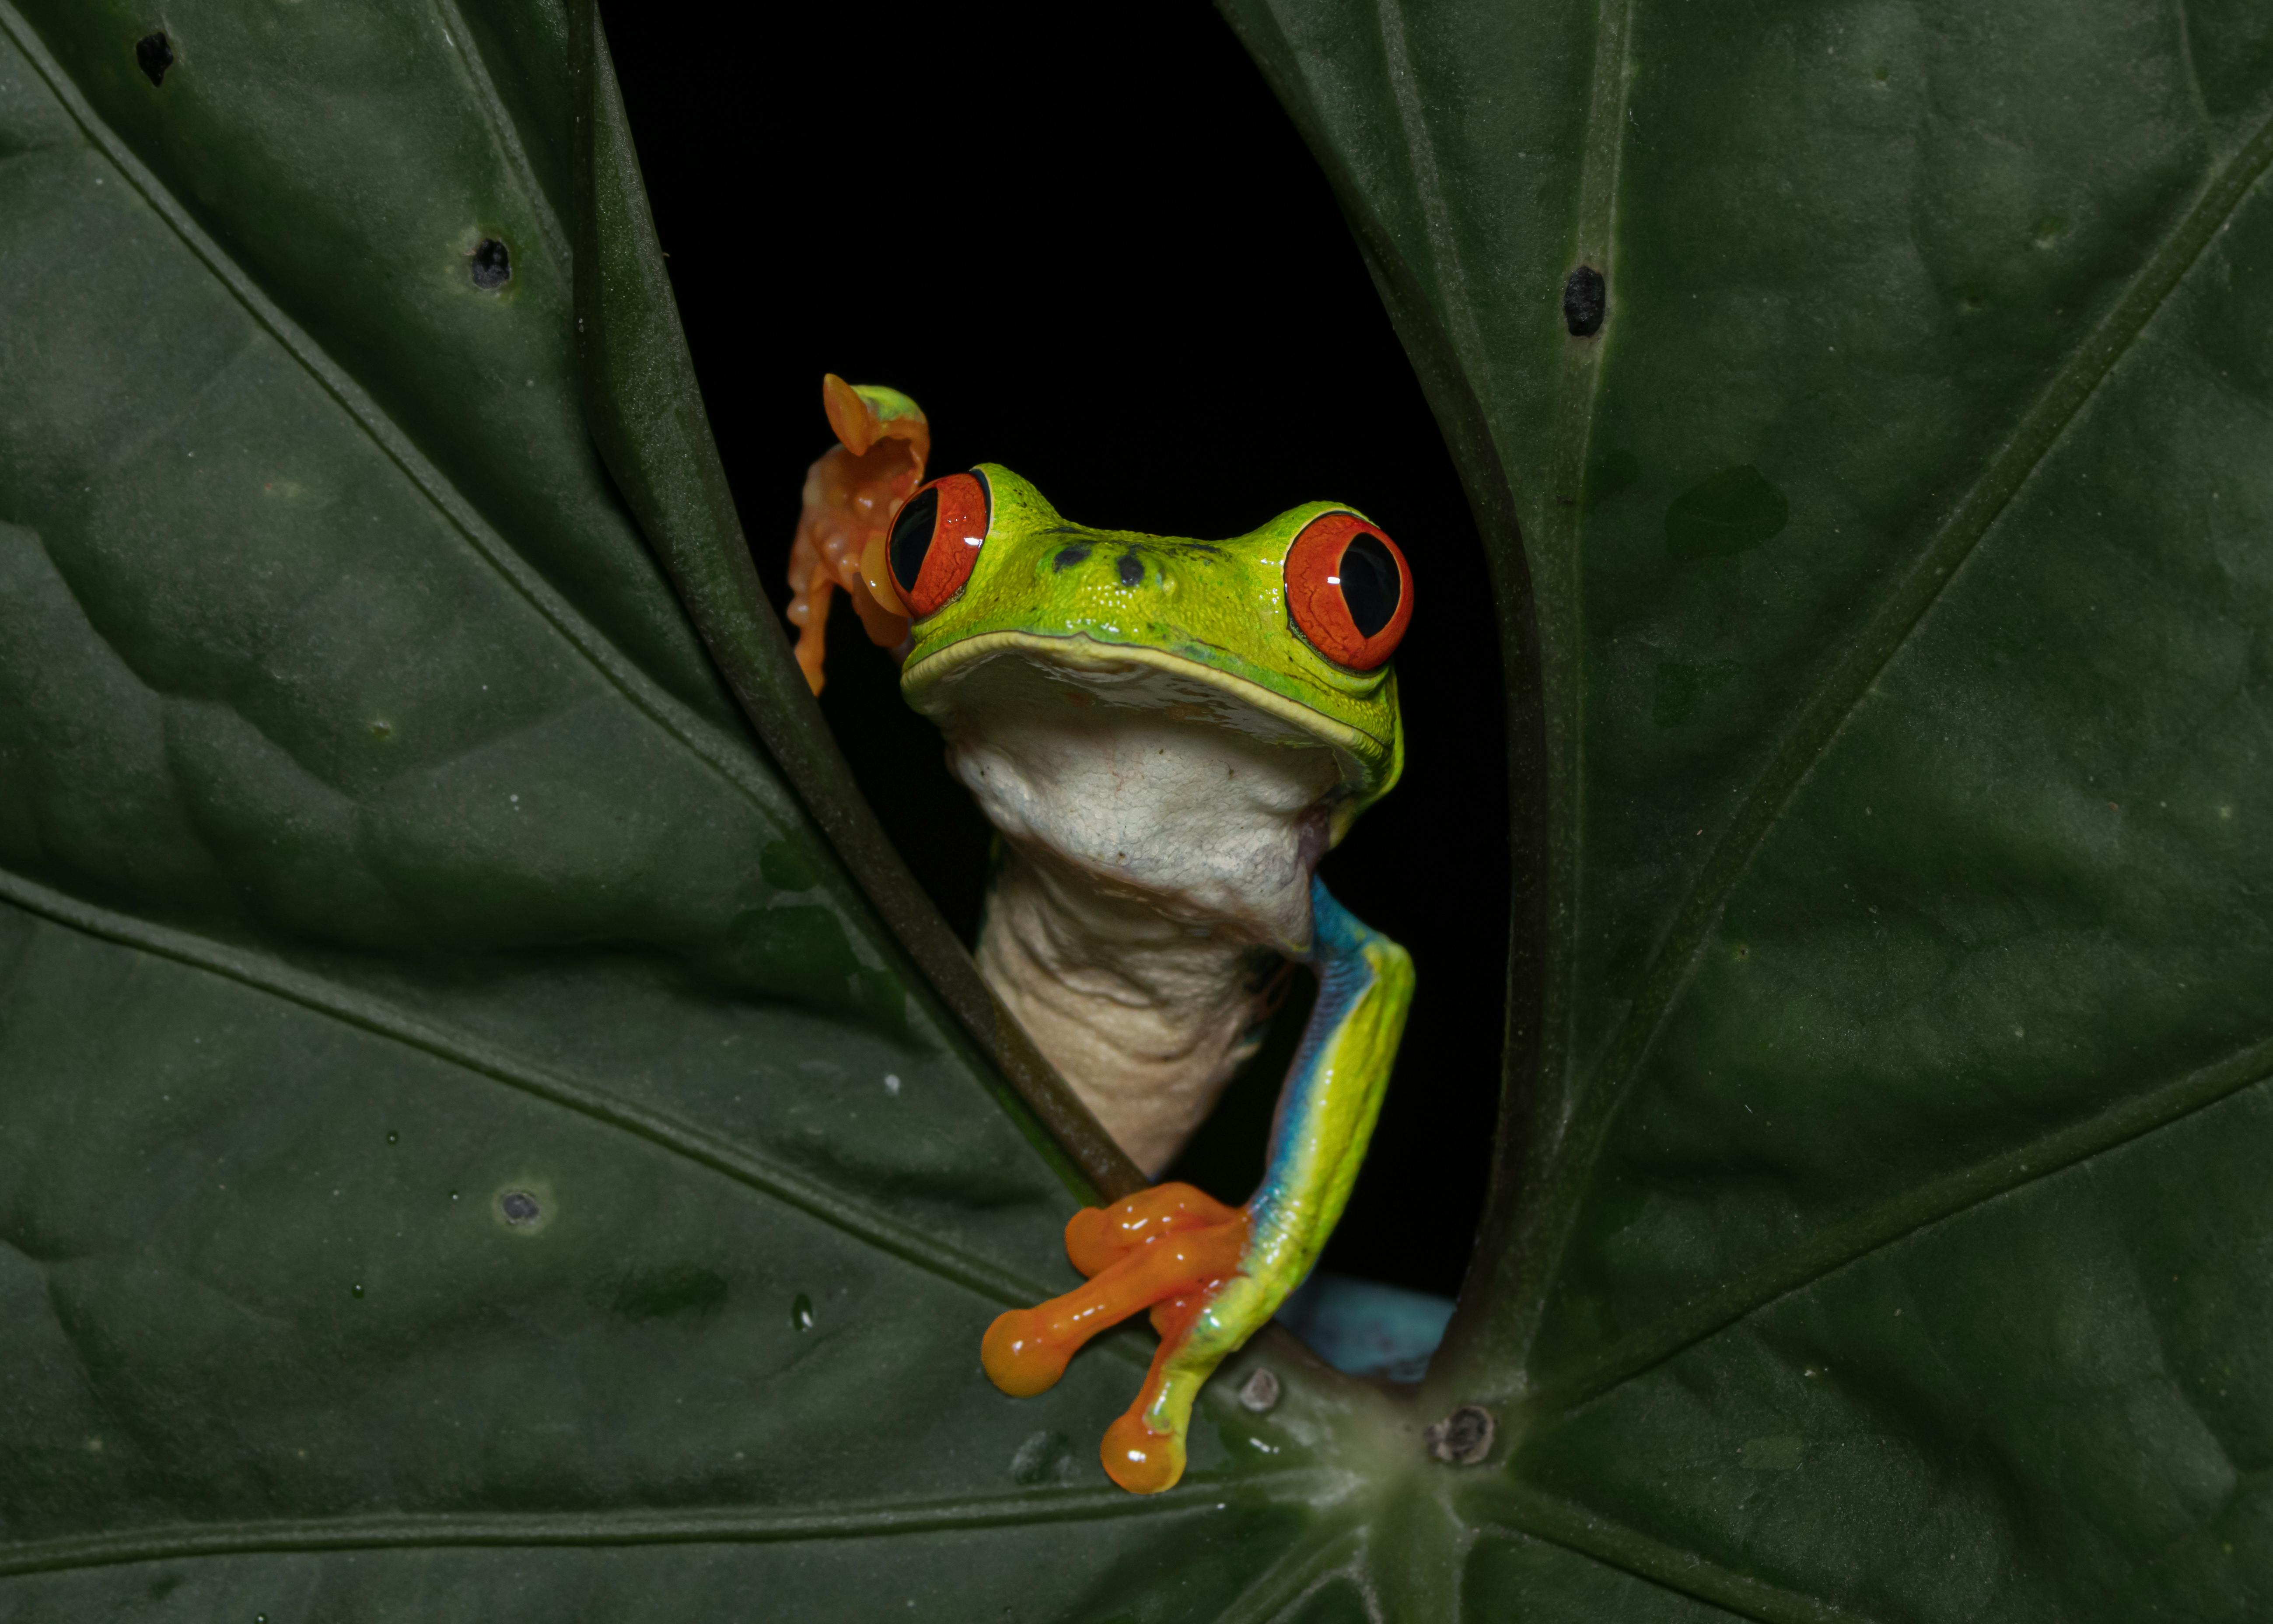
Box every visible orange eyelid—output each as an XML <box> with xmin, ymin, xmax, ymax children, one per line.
<box><xmin>1283</xmin><ymin>511</ymin><xmax>1413</xmax><ymax>670</ymax></box>
<box><xmin>858</xmin><ymin>535</ymin><xmax>907</xmax><ymax>618</ymax></box>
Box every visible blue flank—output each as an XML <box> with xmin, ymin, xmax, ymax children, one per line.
<box><xmin>1247</xmin><ymin>876</ymin><xmax>1383</xmax><ymax>1240</ymax></box>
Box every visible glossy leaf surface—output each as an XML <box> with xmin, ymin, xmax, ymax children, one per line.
<box><xmin>1225</xmin><ymin>0</ymin><xmax>2273</xmax><ymax>1616</ymax></box>
<box><xmin>4</xmin><ymin>0</ymin><xmax>2272</xmax><ymax>1618</ymax></box>
<box><xmin>0</xmin><ymin>1</ymin><xmax>1321</xmax><ymax>1616</ymax></box>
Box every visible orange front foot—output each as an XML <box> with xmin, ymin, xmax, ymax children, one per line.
<box><xmin>785</xmin><ymin>375</ymin><xmax>929</xmax><ymax>694</ymax></box>
<box><xmin>981</xmin><ymin>1183</ymin><xmax>1251</xmax><ymax>1494</ymax></box>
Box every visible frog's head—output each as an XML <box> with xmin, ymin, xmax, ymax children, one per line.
<box><xmin>895</xmin><ymin>464</ymin><xmax>1409</xmax><ymax>829</ymax></box>
<box><xmin>888</xmin><ymin>465</ymin><xmax>1411</xmax><ymax>951</ymax></box>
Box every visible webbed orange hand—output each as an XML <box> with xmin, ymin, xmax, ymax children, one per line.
<box><xmin>785</xmin><ymin>374</ymin><xmax>929</xmax><ymax>694</ymax></box>
<box><xmin>981</xmin><ymin>1182</ymin><xmax>1251</xmax><ymax>1493</ymax></box>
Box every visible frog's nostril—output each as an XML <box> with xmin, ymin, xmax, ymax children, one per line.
<box><xmin>1053</xmin><ymin>544</ymin><xmax>1092</xmax><ymax>572</ymax></box>
<box><xmin>1117</xmin><ymin>553</ymin><xmax>1144</xmax><ymax>588</ymax></box>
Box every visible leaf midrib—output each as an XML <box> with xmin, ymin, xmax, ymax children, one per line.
<box><xmin>1502</xmin><ymin>96</ymin><xmax>2273</xmax><ymax>1383</ymax></box>
<box><xmin>0</xmin><ymin>864</ymin><xmax>1068</xmax><ymax>1314</ymax></box>
<box><xmin>0</xmin><ymin>1469</ymin><xmax>1335</xmax><ymax>1578</ymax></box>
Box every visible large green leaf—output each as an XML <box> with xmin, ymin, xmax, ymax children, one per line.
<box><xmin>0</xmin><ymin>1</ymin><xmax>1336</xmax><ymax>1616</ymax></box>
<box><xmin>1223</xmin><ymin>0</ymin><xmax>2273</xmax><ymax>1615</ymax></box>
<box><xmin>7</xmin><ymin>0</ymin><xmax>2273</xmax><ymax>1617</ymax></box>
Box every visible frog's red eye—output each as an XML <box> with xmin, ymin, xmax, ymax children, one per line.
<box><xmin>1283</xmin><ymin>511</ymin><xmax>1412</xmax><ymax>670</ymax></box>
<box><xmin>888</xmin><ymin>471</ymin><xmax>990</xmax><ymax>618</ymax></box>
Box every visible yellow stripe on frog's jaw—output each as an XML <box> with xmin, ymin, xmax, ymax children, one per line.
<box><xmin>902</xmin><ymin>630</ymin><xmax>1399</xmax><ymax>807</ymax></box>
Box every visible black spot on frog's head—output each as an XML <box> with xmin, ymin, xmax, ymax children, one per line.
<box><xmin>1052</xmin><ymin>542</ymin><xmax>1092</xmax><ymax>572</ymax></box>
<box><xmin>1116</xmin><ymin>552</ymin><xmax>1144</xmax><ymax>588</ymax></box>
<box><xmin>135</xmin><ymin>32</ymin><xmax>172</xmax><ymax>87</ymax></box>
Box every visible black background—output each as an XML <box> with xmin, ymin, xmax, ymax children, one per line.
<box><xmin>601</xmin><ymin>6</ymin><xmax>1509</xmax><ymax>1298</ymax></box>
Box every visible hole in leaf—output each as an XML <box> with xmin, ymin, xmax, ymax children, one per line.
<box><xmin>470</xmin><ymin>238</ymin><xmax>511</xmax><ymax>290</ymax></box>
<box><xmin>134</xmin><ymin>32</ymin><xmax>171</xmax><ymax>87</ymax></box>
<box><xmin>1563</xmin><ymin>264</ymin><xmax>1606</xmax><ymax>336</ymax></box>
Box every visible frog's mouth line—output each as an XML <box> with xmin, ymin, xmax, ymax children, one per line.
<box><xmin>901</xmin><ymin>629</ymin><xmax>1392</xmax><ymax>784</ymax></box>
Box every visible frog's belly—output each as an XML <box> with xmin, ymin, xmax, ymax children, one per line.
<box><xmin>975</xmin><ymin>843</ymin><xmax>1281</xmax><ymax>1175</ymax></box>
<box><xmin>939</xmin><ymin>657</ymin><xmax>1343</xmax><ymax>1172</ymax></box>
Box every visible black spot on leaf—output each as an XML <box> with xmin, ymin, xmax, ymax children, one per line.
<box><xmin>470</xmin><ymin>238</ymin><xmax>511</xmax><ymax>290</ymax></box>
<box><xmin>135</xmin><ymin>32</ymin><xmax>172</xmax><ymax>87</ymax></box>
<box><xmin>1563</xmin><ymin>264</ymin><xmax>1606</xmax><ymax>336</ymax></box>
<box><xmin>500</xmin><ymin>1190</ymin><xmax>541</xmax><ymax>1224</ymax></box>
<box><xmin>1425</xmin><ymin>1405</ymin><xmax>1496</xmax><ymax>1464</ymax></box>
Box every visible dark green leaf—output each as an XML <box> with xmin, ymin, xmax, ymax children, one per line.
<box><xmin>10</xmin><ymin>0</ymin><xmax>2273</xmax><ymax>1615</ymax></box>
<box><xmin>1223</xmin><ymin>0</ymin><xmax>2273</xmax><ymax>1615</ymax></box>
<box><xmin>1662</xmin><ymin>467</ymin><xmax>1788</xmax><ymax>563</ymax></box>
<box><xmin>0</xmin><ymin>0</ymin><xmax>1329</xmax><ymax>1613</ymax></box>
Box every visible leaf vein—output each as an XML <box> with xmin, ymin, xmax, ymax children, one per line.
<box><xmin>0</xmin><ymin>867</ymin><xmax>1070</xmax><ymax>1315</ymax></box>
<box><xmin>429</xmin><ymin>0</ymin><xmax>572</xmax><ymax>272</ymax></box>
<box><xmin>1505</xmin><ymin>98</ymin><xmax>2273</xmax><ymax>1379</ymax></box>
<box><xmin>1462</xmin><ymin>1480</ymin><xmax>1891</xmax><ymax>1624</ymax></box>
<box><xmin>0</xmin><ymin>4</ymin><xmax>806</xmax><ymax>857</ymax></box>
<box><xmin>0</xmin><ymin>1474</ymin><xmax>1330</xmax><ymax>1579</ymax></box>
<box><xmin>1523</xmin><ymin>1026</ymin><xmax>2273</xmax><ymax>1420</ymax></box>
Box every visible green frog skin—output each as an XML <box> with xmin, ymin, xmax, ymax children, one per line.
<box><xmin>788</xmin><ymin>383</ymin><xmax>1416</xmax><ymax>1494</ymax></box>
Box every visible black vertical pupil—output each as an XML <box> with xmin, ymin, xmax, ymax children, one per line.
<box><xmin>888</xmin><ymin>487</ymin><xmax>941</xmax><ymax>596</ymax></box>
<box><xmin>1338</xmin><ymin>533</ymin><xmax>1400</xmax><ymax>638</ymax></box>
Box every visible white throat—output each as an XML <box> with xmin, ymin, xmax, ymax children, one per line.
<box><xmin>925</xmin><ymin>650</ymin><xmax>1343</xmax><ymax>1174</ymax></box>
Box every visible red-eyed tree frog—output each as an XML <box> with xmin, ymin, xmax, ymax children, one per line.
<box><xmin>788</xmin><ymin>377</ymin><xmax>1415</xmax><ymax>1494</ymax></box>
